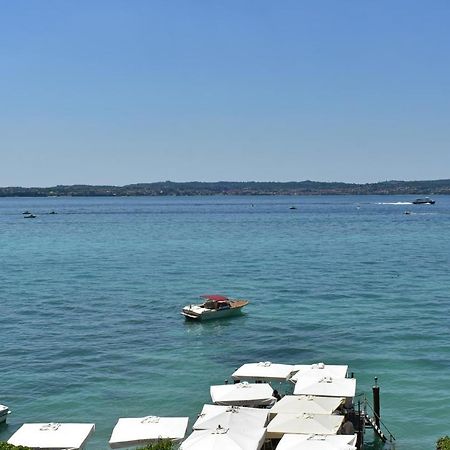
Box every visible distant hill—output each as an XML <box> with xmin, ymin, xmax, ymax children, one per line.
<box><xmin>1</xmin><ymin>179</ymin><xmax>450</xmax><ymax>197</ymax></box>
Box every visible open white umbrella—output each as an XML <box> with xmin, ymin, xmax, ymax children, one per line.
<box><xmin>293</xmin><ymin>377</ymin><xmax>356</xmax><ymax>399</ymax></box>
<box><xmin>269</xmin><ymin>395</ymin><xmax>344</xmax><ymax>419</ymax></box>
<box><xmin>210</xmin><ymin>382</ymin><xmax>275</xmax><ymax>407</ymax></box>
<box><xmin>8</xmin><ymin>423</ymin><xmax>95</xmax><ymax>450</ymax></box>
<box><xmin>266</xmin><ymin>413</ymin><xmax>344</xmax><ymax>439</ymax></box>
<box><xmin>193</xmin><ymin>404</ymin><xmax>269</xmax><ymax>431</ymax></box>
<box><xmin>180</xmin><ymin>426</ymin><xmax>266</xmax><ymax>450</ymax></box>
<box><xmin>109</xmin><ymin>416</ymin><xmax>189</xmax><ymax>448</ymax></box>
<box><xmin>291</xmin><ymin>364</ymin><xmax>348</xmax><ymax>383</ymax></box>
<box><xmin>276</xmin><ymin>433</ymin><xmax>357</xmax><ymax>450</ymax></box>
<box><xmin>232</xmin><ymin>362</ymin><xmax>295</xmax><ymax>382</ymax></box>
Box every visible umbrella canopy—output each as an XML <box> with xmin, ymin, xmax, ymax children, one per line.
<box><xmin>269</xmin><ymin>396</ymin><xmax>344</xmax><ymax>418</ymax></box>
<box><xmin>232</xmin><ymin>362</ymin><xmax>295</xmax><ymax>382</ymax></box>
<box><xmin>180</xmin><ymin>426</ymin><xmax>266</xmax><ymax>450</ymax></box>
<box><xmin>291</xmin><ymin>364</ymin><xmax>348</xmax><ymax>383</ymax></box>
<box><xmin>8</xmin><ymin>423</ymin><xmax>95</xmax><ymax>450</ymax></box>
<box><xmin>210</xmin><ymin>382</ymin><xmax>276</xmax><ymax>407</ymax></box>
<box><xmin>266</xmin><ymin>413</ymin><xmax>344</xmax><ymax>439</ymax></box>
<box><xmin>193</xmin><ymin>404</ymin><xmax>269</xmax><ymax>431</ymax></box>
<box><xmin>293</xmin><ymin>377</ymin><xmax>356</xmax><ymax>398</ymax></box>
<box><xmin>109</xmin><ymin>416</ymin><xmax>189</xmax><ymax>448</ymax></box>
<box><xmin>276</xmin><ymin>433</ymin><xmax>357</xmax><ymax>450</ymax></box>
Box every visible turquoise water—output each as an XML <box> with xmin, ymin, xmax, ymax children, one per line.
<box><xmin>1</xmin><ymin>195</ymin><xmax>449</xmax><ymax>449</ymax></box>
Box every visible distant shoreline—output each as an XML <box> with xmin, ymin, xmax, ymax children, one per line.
<box><xmin>1</xmin><ymin>179</ymin><xmax>449</xmax><ymax>197</ymax></box>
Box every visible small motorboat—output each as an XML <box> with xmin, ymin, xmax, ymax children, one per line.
<box><xmin>412</xmin><ymin>198</ymin><xmax>435</xmax><ymax>205</ymax></box>
<box><xmin>0</xmin><ymin>404</ymin><xmax>10</xmax><ymax>423</ymax></box>
<box><xmin>181</xmin><ymin>294</ymin><xmax>249</xmax><ymax>321</ymax></box>
<box><xmin>24</xmin><ymin>214</ymin><xmax>37</xmax><ymax>219</ymax></box>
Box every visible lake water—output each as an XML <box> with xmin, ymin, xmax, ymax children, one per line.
<box><xmin>1</xmin><ymin>195</ymin><xmax>449</xmax><ymax>449</ymax></box>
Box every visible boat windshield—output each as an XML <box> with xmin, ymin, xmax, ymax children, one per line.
<box><xmin>203</xmin><ymin>300</ymin><xmax>230</xmax><ymax>310</ymax></box>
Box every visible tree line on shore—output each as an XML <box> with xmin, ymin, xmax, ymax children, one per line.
<box><xmin>1</xmin><ymin>179</ymin><xmax>450</xmax><ymax>197</ymax></box>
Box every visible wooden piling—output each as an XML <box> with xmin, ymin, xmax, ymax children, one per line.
<box><xmin>372</xmin><ymin>376</ymin><xmax>380</xmax><ymax>428</ymax></box>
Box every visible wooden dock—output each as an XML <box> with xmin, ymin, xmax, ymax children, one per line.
<box><xmin>349</xmin><ymin>389</ymin><xmax>396</xmax><ymax>449</ymax></box>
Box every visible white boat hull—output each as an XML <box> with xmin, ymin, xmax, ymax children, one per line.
<box><xmin>182</xmin><ymin>307</ymin><xmax>244</xmax><ymax>321</ymax></box>
<box><xmin>0</xmin><ymin>405</ymin><xmax>10</xmax><ymax>423</ymax></box>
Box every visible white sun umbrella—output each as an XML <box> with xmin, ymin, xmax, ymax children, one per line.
<box><xmin>291</xmin><ymin>363</ymin><xmax>348</xmax><ymax>383</ymax></box>
<box><xmin>266</xmin><ymin>413</ymin><xmax>344</xmax><ymax>439</ymax></box>
<box><xmin>180</xmin><ymin>426</ymin><xmax>266</xmax><ymax>450</ymax></box>
<box><xmin>269</xmin><ymin>395</ymin><xmax>345</xmax><ymax>419</ymax></box>
<box><xmin>193</xmin><ymin>404</ymin><xmax>269</xmax><ymax>431</ymax></box>
<box><xmin>8</xmin><ymin>423</ymin><xmax>95</xmax><ymax>450</ymax></box>
<box><xmin>210</xmin><ymin>382</ymin><xmax>276</xmax><ymax>407</ymax></box>
<box><xmin>276</xmin><ymin>433</ymin><xmax>358</xmax><ymax>450</ymax></box>
<box><xmin>232</xmin><ymin>362</ymin><xmax>295</xmax><ymax>382</ymax></box>
<box><xmin>293</xmin><ymin>377</ymin><xmax>356</xmax><ymax>399</ymax></box>
<box><xmin>109</xmin><ymin>416</ymin><xmax>189</xmax><ymax>448</ymax></box>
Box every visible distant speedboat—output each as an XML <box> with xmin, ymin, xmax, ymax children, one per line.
<box><xmin>412</xmin><ymin>198</ymin><xmax>435</xmax><ymax>205</ymax></box>
<box><xmin>0</xmin><ymin>404</ymin><xmax>10</xmax><ymax>423</ymax></box>
<box><xmin>24</xmin><ymin>214</ymin><xmax>36</xmax><ymax>219</ymax></box>
<box><xmin>181</xmin><ymin>294</ymin><xmax>249</xmax><ymax>321</ymax></box>
<box><xmin>289</xmin><ymin>206</ymin><xmax>297</xmax><ymax>210</ymax></box>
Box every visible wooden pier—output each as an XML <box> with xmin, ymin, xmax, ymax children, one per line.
<box><xmin>349</xmin><ymin>377</ymin><xmax>396</xmax><ymax>449</ymax></box>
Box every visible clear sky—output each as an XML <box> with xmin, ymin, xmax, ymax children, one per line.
<box><xmin>1</xmin><ymin>0</ymin><xmax>450</xmax><ymax>186</ymax></box>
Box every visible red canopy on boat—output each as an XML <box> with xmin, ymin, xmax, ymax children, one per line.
<box><xmin>200</xmin><ymin>294</ymin><xmax>229</xmax><ymax>302</ymax></box>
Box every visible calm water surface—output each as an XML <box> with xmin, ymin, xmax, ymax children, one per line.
<box><xmin>1</xmin><ymin>195</ymin><xmax>449</xmax><ymax>449</ymax></box>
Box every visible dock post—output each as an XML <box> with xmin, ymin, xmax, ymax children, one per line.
<box><xmin>357</xmin><ymin>399</ymin><xmax>364</xmax><ymax>450</ymax></box>
<box><xmin>373</xmin><ymin>377</ymin><xmax>380</xmax><ymax>428</ymax></box>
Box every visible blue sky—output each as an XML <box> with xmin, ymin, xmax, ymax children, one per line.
<box><xmin>1</xmin><ymin>0</ymin><xmax>450</xmax><ymax>186</ymax></box>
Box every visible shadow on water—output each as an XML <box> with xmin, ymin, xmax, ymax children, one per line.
<box><xmin>182</xmin><ymin>313</ymin><xmax>248</xmax><ymax>331</ymax></box>
<box><xmin>363</xmin><ymin>439</ymin><xmax>390</xmax><ymax>450</ymax></box>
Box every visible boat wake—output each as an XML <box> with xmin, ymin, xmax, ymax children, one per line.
<box><xmin>377</xmin><ymin>202</ymin><xmax>412</xmax><ymax>205</ymax></box>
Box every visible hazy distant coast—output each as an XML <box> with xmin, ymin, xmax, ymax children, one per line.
<box><xmin>1</xmin><ymin>179</ymin><xmax>450</xmax><ymax>197</ymax></box>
